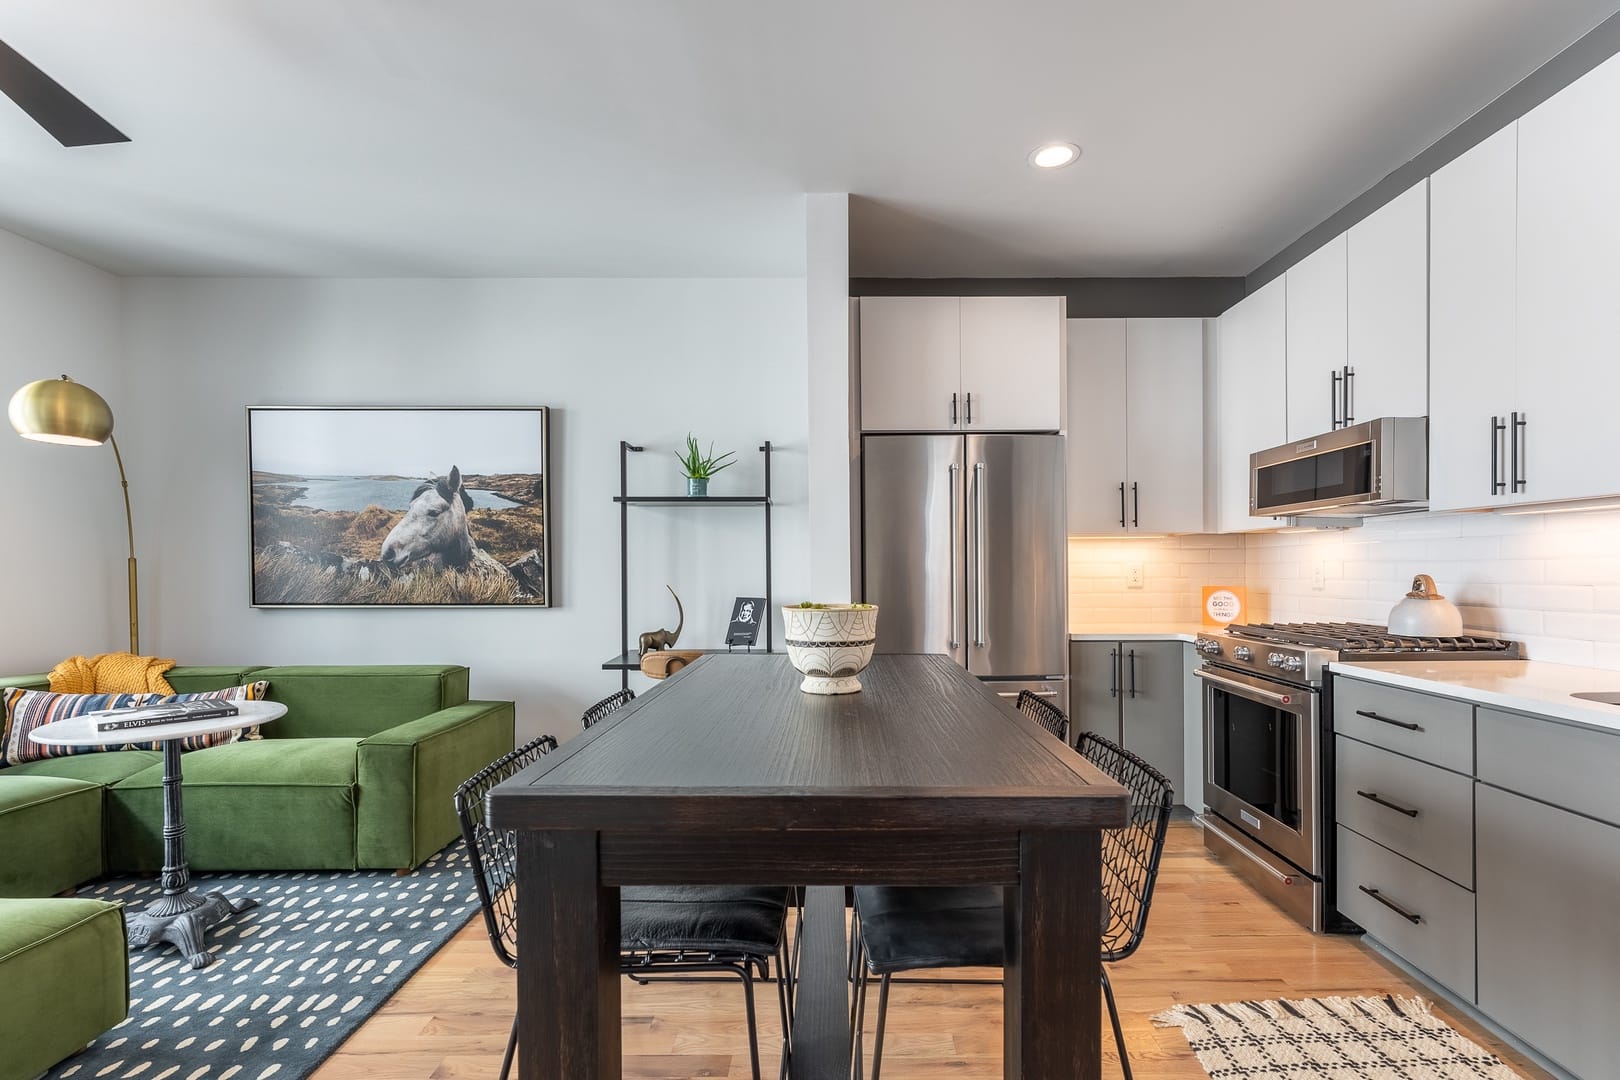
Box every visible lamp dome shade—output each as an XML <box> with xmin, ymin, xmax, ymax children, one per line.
<box><xmin>8</xmin><ymin>376</ymin><xmax>114</xmax><ymax>446</ymax></box>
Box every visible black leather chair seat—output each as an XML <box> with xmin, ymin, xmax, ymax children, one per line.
<box><xmin>854</xmin><ymin>884</ymin><xmax>1112</xmax><ymax>975</ymax></box>
<box><xmin>621</xmin><ymin>886</ymin><xmax>789</xmax><ymax>956</ymax></box>
<box><xmin>854</xmin><ymin>885</ymin><xmax>1002</xmax><ymax>973</ymax></box>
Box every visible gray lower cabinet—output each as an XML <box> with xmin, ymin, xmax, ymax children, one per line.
<box><xmin>1069</xmin><ymin>640</ymin><xmax>1185</xmax><ymax>802</ymax></box>
<box><xmin>1476</xmin><ymin>782</ymin><xmax>1620</xmax><ymax>1080</ymax></box>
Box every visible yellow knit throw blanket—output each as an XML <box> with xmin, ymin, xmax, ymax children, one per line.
<box><xmin>49</xmin><ymin>652</ymin><xmax>177</xmax><ymax>695</ymax></box>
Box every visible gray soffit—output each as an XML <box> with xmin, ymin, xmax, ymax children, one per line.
<box><xmin>849</xmin><ymin>278</ymin><xmax>1245</xmax><ymax>319</ymax></box>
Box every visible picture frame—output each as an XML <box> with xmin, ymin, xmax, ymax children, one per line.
<box><xmin>726</xmin><ymin>596</ymin><xmax>766</xmax><ymax>648</ymax></box>
<box><xmin>246</xmin><ymin>406</ymin><xmax>552</xmax><ymax>608</ymax></box>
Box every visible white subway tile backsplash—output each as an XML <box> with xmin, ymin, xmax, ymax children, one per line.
<box><xmin>1070</xmin><ymin>506</ymin><xmax>1620</xmax><ymax>669</ymax></box>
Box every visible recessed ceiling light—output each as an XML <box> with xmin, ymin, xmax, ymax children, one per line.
<box><xmin>1029</xmin><ymin>142</ymin><xmax>1080</xmax><ymax>169</ymax></box>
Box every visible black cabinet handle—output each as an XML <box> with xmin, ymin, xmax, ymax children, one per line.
<box><xmin>1356</xmin><ymin>790</ymin><xmax>1419</xmax><ymax>818</ymax></box>
<box><xmin>1108</xmin><ymin>648</ymin><xmax>1119</xmax><ymax>699</ymax></box>
<box><xmin>1131</xmin><ymin>482</ymin><xmax>1139</xmax><ymax>528</ymax></box>
<box><xmin>1331</xmin><ymin>369</ymin><xmax>1342</xmax><ymax>428</ymax></box>
<box><xmin>1358</xmin><ymin>885</ymin><xmax>1421</xmax><ymax>925</ymax></box>
<box><xmin>1117</xmin><ymin>482</ymin><xmax>1126</xmax><ymax>529</ymax></box>
<box><xmin>1512</xmin><ymin>411</ymin><xmax>1527</xmax><ymax>492</ymax></box>
<box><xmin>1343</xmin><ymin>366</ymin><xmax>1355</xmax><ymax>425</ymax></box>
<box><xmin>1490</xmin><ymin>415</ymin><xmax>1506</xmax><ymax>495</ymax></box>
<box><xmin>965</xmin><ymin>391</ymin><xmax>973</xmax><ymax>425</ymax></box>
<box><xmin>1127</xmin><ymin>649</ymin><xmax>1138</xmax><ymax>699</ymax></box>
<box><xmin>1356</xmin><ymin>708</ymin><xmax>1422</xmax><ymax>732</ymax></box>
<box><xmin>950</xmin><ymin>392</ymin><xmax>958</xmax><ymax>426</ymax></box>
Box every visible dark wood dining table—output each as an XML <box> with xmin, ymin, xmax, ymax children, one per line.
<box><xmin>488</xmin><ymin>653</ymin><xmax>1129</xmax><ymax>1079</ymax></box>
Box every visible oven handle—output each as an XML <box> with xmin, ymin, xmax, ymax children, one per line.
<box><xmin>1194</xmin><ymin>667</ymin><xmax>1303</xmax><ymax>710</ymax></box>
<box><xmin>1201</xmin><ymin>816</ymin><xmax>1297</xmax><ymax>886</ymax></box>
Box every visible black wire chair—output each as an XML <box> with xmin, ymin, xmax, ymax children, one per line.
<box><xmin>455</xmin><ymin>702</ymin><xmax>795</xmax><ymax>1080</ymax></box>
<box><xmin>582</xmin><ymin>688</ymin><xmax>636</xmax><ymax>729</ymax></box>
<box><xmin>850</xmin><ymin>731</ymin><xmax>1174</xmax><ymax>1080</ymax></box>
<box><xmin>453</xmin><ymin>733</ymin><xmax>558</xmax><ymax>1080</ymax></box>
<box><xmin>1016</xmin><ymin>688</ymin><xmax>1069</xmax><ymax>742</ymax></box>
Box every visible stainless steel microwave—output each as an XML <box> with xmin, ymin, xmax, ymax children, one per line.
<box><xmin>1250</xmin><ymin>417</ymin><xmax>1428</xmax><ymax>519</ymax></box>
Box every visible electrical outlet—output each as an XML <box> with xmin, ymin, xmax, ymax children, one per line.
<box><xmin>1127</xmin><ymin>563</ymin><xmax>1145</xmax><ymax>589</ymax></box>
<box><xmin>1311</xmin><ymin>561</ymin><xmax>1326</xmax><ymax>590</ymax></box>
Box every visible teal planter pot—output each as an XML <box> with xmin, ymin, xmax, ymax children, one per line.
<box><xmin>687</xmin><ymin>477</ymin><xmax>709</xmax><ymax>498</ymax></box>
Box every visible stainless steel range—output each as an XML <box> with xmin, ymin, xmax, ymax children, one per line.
<box><xmin>1194</xmin><ymin>621</ymin><xmax>1519</xmax><ymax>932</ymax></box>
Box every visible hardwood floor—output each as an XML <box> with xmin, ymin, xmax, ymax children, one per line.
<box><xmin>311</xmin><ymin>822</ymin><xmax>1552</xmax><ymax>1078</ymax></box>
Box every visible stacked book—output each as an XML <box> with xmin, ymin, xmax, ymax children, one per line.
<box><xmin>91</xmin><ymin>698</ymin><xmax>240</xmax><ymax>733</ymax></box>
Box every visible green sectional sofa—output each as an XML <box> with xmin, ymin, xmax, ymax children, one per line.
<box><xmin>0</xmin><ymin>663</ymin><xmax>514</xmax><ymax>1080</ymax></box>
<box><xmin>0</xmin><ymin>898</ymin><xmax>128</xmax><ymax>1080</ymax></box>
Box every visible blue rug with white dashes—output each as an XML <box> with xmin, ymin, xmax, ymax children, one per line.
<box><xmin>47</xmin><ymin>842</ymin><xmax>480</xmax><ymax>1080</ymax></box>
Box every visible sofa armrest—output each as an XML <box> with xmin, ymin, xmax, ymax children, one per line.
<box><xmin>0</xmin><ymin>673</ymin><xmax>50</xmax><ymax>691</ymax></box>
<box><xmin>355</xmin><ymin>700</ymin><xmax>515</xmax><ymax>870</ymax></box>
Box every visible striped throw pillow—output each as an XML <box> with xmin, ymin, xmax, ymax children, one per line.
<box><xmin>1</xmin><ymin>680</ymin><xmax>271</xmax><ymax>766</ymax></box>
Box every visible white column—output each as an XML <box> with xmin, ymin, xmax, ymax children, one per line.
<box><xmin>805</xmin><ymin>193</ymin><xmax>854</xmax><ymax>602</ymax></box>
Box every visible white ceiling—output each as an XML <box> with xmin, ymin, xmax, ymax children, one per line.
<box><xmin>0</xmin><ymin>1</ymin><xmax>1615</xmax><ymax>278</ymax></box>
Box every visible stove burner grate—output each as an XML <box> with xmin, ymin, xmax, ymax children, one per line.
<box><xmin>1225</xmin><ymin>620</ymin><xmax>1519</xmax><ymax>656</ymax></box>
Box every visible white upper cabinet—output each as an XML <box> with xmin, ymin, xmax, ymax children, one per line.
<box><xmin>959</xmin><ymin>296</ymin><xmax>1065</xmax><ymax>431</ymax></box>
<box><xmin>1067</xmin><ymin>319</ymin><xmax>1130</xmax><ymax>533</ymax></box>
<box><xmin>1124</xmin><ymin>319</ymin><xmax>1206</xmax><ymax>534</ymax></box>
<box><xmin>1284</xmin><ymin>234</ymin><xmax>1347</xmax><ymax>440</ymax></box>
<box><xmin>1429</xmin><ymin>124</ymin><xmax>1518</xmax><ymax>513</ymax></box>
<box><xmin>1347</xmin><ymin>179</ymin><xmax>1429</xmax><ymax>423</ymax></box>
<box><xmin>859</xmin><ymin>295</ymin><xmax>1063</xmax><ymax>433</ymax></box>
<box><xmin>1213</xmin><ymin>278</ymin><xmax>1289</xmax><ymax>533</ymax></box>
<box><xmin>1283</xmin><ymin>180</ymin><xmax>1428</xmax><ymax>442</ymax></box>
<box><xmin>1066</xmin><ymin>318</ymin><xmax>1204</xmax><ymax>535</ymax></box>
<box><xmin>1516</xmin><ymin>50</ymin><xmax>1620</xmax><ymax>505</ymax></box>
<box><xmin>858</xmin><ymin>296</ymin><xmax>962</xmax><ymax>431</ymax></box>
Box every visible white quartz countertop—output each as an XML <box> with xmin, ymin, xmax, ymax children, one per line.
<box><xmin>1330</xmin><ymin>660</ymin><xmax>1620</xmax><ymax>734</ymax></box>
<box><xmin>1070</xmin><ymin>626</ymin><xmax>1202</xmax><ymax>643</ymax></box>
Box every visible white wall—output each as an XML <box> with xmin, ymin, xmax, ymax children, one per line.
<box><xmin>120</xmin><ymin>277</ymin><xmax>810</xmax><ymax>739</ymax></box>
<box><xmin>804</xmin><ymin>193</ymin><xmax>853</xmax><ymax>601</ymax></box>
<box><xmin>0</xmin><ymin>227</ymin><xmax>127</xmax><ymax>670</ymax></box>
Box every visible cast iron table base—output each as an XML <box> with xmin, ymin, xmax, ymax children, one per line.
<box><xmin>126</xmin><ymin>738</ymin><xmax>256</xmax><ymax>969</ymax></box>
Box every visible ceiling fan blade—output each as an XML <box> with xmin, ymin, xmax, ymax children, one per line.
<box><xmin>0</xmin><ymin>37</ymin><xmax>128</xmax><ymax>146</ymax></box>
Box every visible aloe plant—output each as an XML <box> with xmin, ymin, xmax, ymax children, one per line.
<box><xmin>675</xmin><ymin>434</ymin><xmax>736</xmax><ymax>480</ymax></box>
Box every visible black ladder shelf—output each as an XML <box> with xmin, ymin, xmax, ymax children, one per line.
<box><xmin>604</xmin><ymin>440</ymin><xmax>774</xmax><ymax>689</ymax></box>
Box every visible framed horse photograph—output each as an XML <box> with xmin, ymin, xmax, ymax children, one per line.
<box><xmin>246</xmin><ymin>406</ymin><xmax>551</xmax><ymax>607</ymax></box>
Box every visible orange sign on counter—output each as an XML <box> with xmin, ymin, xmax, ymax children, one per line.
<box><xmin>1202</xmin><ymin>586</ymin><xmax>1246</xmax><ymax>627</ymax></box>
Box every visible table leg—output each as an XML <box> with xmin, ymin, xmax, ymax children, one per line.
<box><xmin>1004</xmin><ymin>831</ymin><xmax>1101</xmax><ymax>1079</ymax></box>
<box><xmin>787</xmin><ymin>885</ymin><xmax>850</xmax><ymax>1079</ymax></box>
<box><xmin>124</xmin><ymin>739</ymin><xmax>256</xmax><ymax>969</ymax></box>
<box><xmin>517</xmin><ymin>830</ymin><xmax>620</xmax><ymax>1080</ymax></box>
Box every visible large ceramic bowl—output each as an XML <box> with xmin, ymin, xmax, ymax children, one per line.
<box><xmin>781</xmin><ymin>604</ymin><xmax>879</xmax><ymax>695</ymax></box>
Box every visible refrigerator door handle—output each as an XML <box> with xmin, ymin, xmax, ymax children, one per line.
<box><xmin>973</xmin><ymin>461</ymin><xmax>987</xmax><ymax>647</ymax></box>
<box><xmin>948</xmin><ymin>462</ymin><xmax>961</xmax><ymax>650</ymax></box>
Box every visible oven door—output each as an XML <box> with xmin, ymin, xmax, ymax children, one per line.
<box><xmin>1198</xmin><ymin>665</ymin><xmax>1320</xmax><ymax>876</ymax></box>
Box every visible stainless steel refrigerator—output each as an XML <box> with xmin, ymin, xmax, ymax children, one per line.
<box><xmin>861</xmin><ymin>433</ymin><xmax>1068</xmax><ymax>701</ymax></box>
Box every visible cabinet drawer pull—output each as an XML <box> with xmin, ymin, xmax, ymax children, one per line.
<box><xmin>1356</xmin><ymin>790</ymin><xmax>1419</xmax><ymax>818</ymax></box>
<box><xmin>1356</xmin><ymin>708</ymin><xmax>1422</xmax><ymax>732</ymax></box>
<box><xmin>1357</xmin><ymin>884</ymin><xmax>1421</xmax><ymax>925</ymax></box>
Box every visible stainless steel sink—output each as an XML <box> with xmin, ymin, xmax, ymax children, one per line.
<box><xmin>1572</xmin><ymin>692</ymin><xmax>1620</xmax><ymax>707</ymax></box>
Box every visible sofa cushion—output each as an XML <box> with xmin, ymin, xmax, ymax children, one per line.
<box><xmin>0</xmin><ymin>775</ymin><xmax>104</xmax><ymax>897</ymax></box>
<box><xmin>252</xmin><ymin>665</ymin><xmax>469</xmax><ymax>739</ymax></box>
<box><xmin>108</xmin><ymin>738</ymin><xmax>360</xmax><ymax>871</ymax></box>
<box><xmin>2</xmin><ymin>749</ymin><xmax>161</xmax><ymax>786</ymax></box>
<box><xmin>2</xmin><ymin>688</ymin><xmax>151</xmax><ymax>766</ymax></box>
<box><xmin>0</xmin><ymin>898</ymin><xmax>128</xmax><ymax>1079</ymax></box>
<box><xmin>166</xmin><ymin>666</ymin><xmax>266</xmax><ymax>694</ymax></box>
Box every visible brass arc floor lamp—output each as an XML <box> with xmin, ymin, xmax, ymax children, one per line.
<box><xmin>8</xmin><ymin>375</ymin><xmax>140</xmax><ymax>653</ymax></box>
